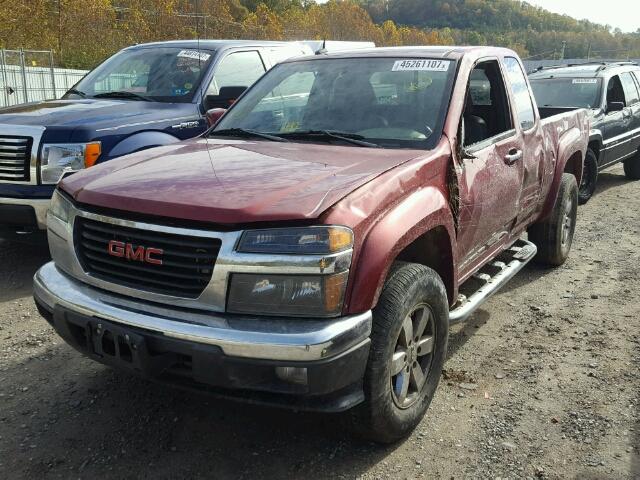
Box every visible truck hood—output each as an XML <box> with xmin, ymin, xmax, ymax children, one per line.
<box><xmin>0</xmin><ymin>99</ymin><xmax>195</xmax><ymax>130</ymax></box>
<box><xmin>60</xmin><ymin>138</ymin><xmax>425</xmax><ymax>224</ymax></box>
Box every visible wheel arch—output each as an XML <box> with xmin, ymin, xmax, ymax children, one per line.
<box><xmin>105</xmin><ymin>131</ymin><xmax>181</xmax><ymax>160</ymax></box>
<box><xmin>345</xmin><ymin>187</ymin><xmax>458</xmax><ymax>314</ymax></box>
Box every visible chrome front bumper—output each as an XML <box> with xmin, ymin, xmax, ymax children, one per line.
<box><xmin>34</xmin><ymin>262</ymin><xmax>372</xmax><ymax>362</ymax></box>
<box><xmin>0</xmin><ymin>197</ymin><xmax>50</xmax><ymax>230</ymax></box>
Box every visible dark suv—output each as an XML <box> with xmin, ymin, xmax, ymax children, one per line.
<box><xmin>529</xmin><ymin>62</ymin><xmax>640</xmax><ymax>203</ymax></box>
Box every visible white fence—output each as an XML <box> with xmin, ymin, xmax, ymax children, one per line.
<box><xmin>0</xmin><ymin>49</ymin><xmax>87</xmax><ymax>108</ymax></box>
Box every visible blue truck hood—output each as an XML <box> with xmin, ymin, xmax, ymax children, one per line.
<box><xmin>0</xmin><ymin>99</ymin><xmax>198</xmax><ymax>131</ymax></box>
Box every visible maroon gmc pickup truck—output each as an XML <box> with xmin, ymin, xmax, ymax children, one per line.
<box><xmin>34</xmin><ymin>47</ymin><xmax>589</xmax><ymax>442</ymax></box>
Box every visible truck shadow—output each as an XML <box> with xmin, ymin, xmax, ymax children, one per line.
<box><xmin>1</xmin><ymin>342</ymin><xmax>398</xmax><ymax>480</ymax></box>
<box><xmin>0</xmin><ymin>239</ymin><xmax>50</xmax><ymax>302</ymax></box>
<box><xmin>590</xmin><ymin>169</ymin><xmax>633</xmax><ymax>199</ymax></box>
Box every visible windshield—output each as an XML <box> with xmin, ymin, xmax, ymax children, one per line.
<box><xmin>214</xmin><ymin>57</ymin><xmax>456</xmax><ymax>149</ymax></box>
<box><xmin>67</xmin><ymin>47</ymin><xmax>215</xmax><ymax>103</ymax></box>
<box><xmin>530</xmin><ymin>78</ymin><xmax>603</xmax><ymax>109</ymax></box>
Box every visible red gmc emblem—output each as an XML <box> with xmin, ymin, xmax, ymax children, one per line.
<box><xmin>107</xmin><ymin>240</ymin><xmax>163</xmax><ymax>265</ymax></box>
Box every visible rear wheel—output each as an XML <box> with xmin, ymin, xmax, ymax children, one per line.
<box><xmin>350</xmin><ymin>262</ymin><xmax>449</xmax><ymax>443</ymax></box>
<box><xmin>578</xmin><ymin>148</ymin><xmax>598</xmax><ymax>204</ymax></box>
<box><xmin>528</xmin><ymin>173</ymin><xmax>578</xmax><ymax>266</ymax></box>
<box><xmin>623</xmin><ymin>153</ymin><xmax>640</xmax><ymax>180</ymax></box>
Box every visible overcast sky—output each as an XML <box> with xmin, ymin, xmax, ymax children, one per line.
<box><xmin>525</xmin><ymin>0</ymin><xmax>639</xmax><ymax>32</ymax></box>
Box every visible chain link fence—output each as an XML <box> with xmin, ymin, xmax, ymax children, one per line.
<box><xmin>0</xmin><ymin>49</ymin><xmax>87</xmax><ymax>108</ymax></box>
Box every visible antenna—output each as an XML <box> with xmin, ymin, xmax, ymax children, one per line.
<box><xmin>316</xmin><ymin>39</ymin><xmax>328</xmax><ymax>55</ymax></box>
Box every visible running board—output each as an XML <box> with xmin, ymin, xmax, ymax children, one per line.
<box><xmin>449</xmin><ymin>239</ymin><xmax>537</xmax><ymax>324</ymax></box>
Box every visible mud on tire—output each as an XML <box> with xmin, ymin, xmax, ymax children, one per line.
<box><xmin>350</xmin><ymin>262</ymin><xmax>449</xmax><ymax>443</ymax></box>
<box><xmin>528</xmin><ymin>173</ymin><xmax>578</xmax><ymax>266</ymax></box>
<box><xmin>578</xmin><ymin>148</ymin><xmax>598</xmax><ymax>205</ymax></box>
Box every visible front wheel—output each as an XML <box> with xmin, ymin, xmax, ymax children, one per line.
<box><xmin>528</xmin><ymin>173</ymin><xmax>578</xmax><ymax>266</ymax></box>
<box><xmin>350</xmin><ymin>262</ymin><xmax>449</xmax><ymax>443</ymax></box>
<box><xmin>578</xmin><ymin>148</ymin><xmax>598</xmax><ymax>204</ymax></box>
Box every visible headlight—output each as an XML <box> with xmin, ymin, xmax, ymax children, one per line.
<box><xmin>40</xmin><ymin>142</ymin><xmax>101</xmax><ymax>184</ymax></box>
<box><xmin>49</xmin><ymin>189</ymin><xmax>73</xmax><ymax>224</ymax></box>
<box><xmin>237</xmin><ymin>226</ymin><xmax>353</xmax><ymax>254</ymax></box>
<box><xmin>231</xmin><ymin>226</ymin><xmax>354</xmax><ymax>316</ymax></box>
<box><xmin>227</xmin><ymin>271</ymin><xmax>349</xmax><ymax>317</ymax></box>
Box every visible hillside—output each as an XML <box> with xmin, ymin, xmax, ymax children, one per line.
<box><xmin>1</xmin><ymin>0</ymin><xmax>639</xmax><ymax>69</ymax></box>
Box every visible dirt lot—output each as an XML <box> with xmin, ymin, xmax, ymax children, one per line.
<box><xmin>0</xmin><ymin>165</ymin><xmax>638</xmax><ymax>480</ymax></box>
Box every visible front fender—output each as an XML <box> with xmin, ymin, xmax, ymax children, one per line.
<box><xmin>346</xmin><ymin>186</ymin><xmax>457</xmax><ymax>313</ymax></box>
<box><xmin>106</xmin><ymin>131</ymin><xmax>181</xmax><ymax>161</ymax></box>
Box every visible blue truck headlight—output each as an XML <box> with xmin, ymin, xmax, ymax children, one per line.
<box><xmin>227</xmin><ymin>271</ymin><xmax>349</xmax><ymax>317</ymax></box>
<box><xmin>40</xmin><ymin>142</ymin><xmax>101</xmax><ymax>184</ymax></box>
<box><xmin>48</xmin><ymin>189</ymin><xmax>73</xmax><ymax>224</ymax></box>
<box><xmin>237</xmin><ymin>226</ymin><xmax>353</xmax><ymax>255</ymax></box>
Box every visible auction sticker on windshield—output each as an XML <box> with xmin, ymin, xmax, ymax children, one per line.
<box><xmin>392</xmin><ymin>60</ymin><xmax>450</xmax><ymax>72</ymax></box>
<box><xmin>177</xmin><ymin>50</ymin><xmax>211</xmax><ymax>62</ymax></box>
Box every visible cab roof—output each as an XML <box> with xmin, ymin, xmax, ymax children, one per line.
<box><xmin>125</xmin><ymin>39</ymin><xmax>302</xmax><ymax>51</ymax></box>
<box><xmin>282</xmin><ymin>45</ymin><xmax>518</xmax><ymax>63</ymax></box>
<box><xmin>529</xmin><ymin>62</ymin><xmax>640</xmax><ymax>80</ymax></box>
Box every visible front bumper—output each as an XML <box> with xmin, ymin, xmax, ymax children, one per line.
<box><xmin>34</xmin><ymin>262</ymin><xmax>372</xmax><ymax>411</ymax></box>
<box><xmin>0</xmin><ymin>197</ymin><xmax>50</xmax><ymax>231</ymax></box>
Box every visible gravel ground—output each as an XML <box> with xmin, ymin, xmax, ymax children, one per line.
<box><xmin>0</xmin><ymin>164</ymin><xmax>638</xmax><ymax>479</ymax></box>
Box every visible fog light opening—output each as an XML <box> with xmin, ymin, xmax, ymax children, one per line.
<box><xmin>275</xmin><ymin>366</ymin><xmax>308</xmax><ymax>386</ymax></box>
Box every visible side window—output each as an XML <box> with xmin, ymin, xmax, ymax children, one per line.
<box><xmin>620</xmin><ymin>72</ymin><xmax>640</xmax><ymax>106</ymax></box>
<box><xmin>207</xmin><ymin>51</ymin><xmax>266</xmax><ymax>95</ymax></box>
<box><xmin>504</xmin><ymin>57</ymin><xmax>536</xmax><ymax>130</ymax></box>
<box><xmin>606</xmin><ymin>75</ymin><xmax>626</xmax><ymax>106</ymax></box>
<box><xmin>463</xmin><ymin>60</ymin><xmax>513</xmax><ymax>147</ymax></box>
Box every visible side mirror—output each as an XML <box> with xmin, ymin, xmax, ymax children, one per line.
<box><xmin>206</xmin><ymin>108</ymin><xmax>227</xmax><ymax>127</ymax></box>
<box><xmin>204</xmin><ymin>85</ymin><xmax>247</xmax><ymax>110</ymax></box>
<box><xmin>607</xmin><ymin>101</ymin><xmax>625</xmax><ymax>113</ymax></box>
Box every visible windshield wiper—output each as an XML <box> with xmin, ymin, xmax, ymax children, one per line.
<box><xmin>93</xmin><ymin>91</ymin><xmax>153</xmax><ymax>101</ymax></box>
<box><xmin>210</xmin><ymin>128</ymin><xmax>289</xmax><ymax>143</ymax></box>
<box><xmin>66</xmin><ymin>88</ymin><xmax>87</xmax><ymax>98</ymax></box>
<box><xmin>278</xmin><ymin>130</ymin><xmax>380</xmax><ymax>148</ymax></box>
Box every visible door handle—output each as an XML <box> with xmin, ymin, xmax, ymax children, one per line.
<box><xmin>505</xmin><ymin>148</ymin><xmax>523</xmax><ymax>165</ymax></box>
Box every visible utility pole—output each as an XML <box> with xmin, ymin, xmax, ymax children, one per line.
<box><xmin>587</xmin><ymin>43</ymin><xmax>592</xmax><ymax>60</ymax></box>
<box><xmin>560</xmin><ymin>41</ymin><xmax>566</xmax><ymax>61</ymax></box>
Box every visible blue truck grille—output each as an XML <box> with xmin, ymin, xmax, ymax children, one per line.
<box><xmin>74</xmin><ymin>217</ymin><xmax>221</xmax><ymax>298</ymax></box>
<box><xmin>0</xmin><ymin>136</ymin><xmax>31</xmax><ymax>181</ymax></box>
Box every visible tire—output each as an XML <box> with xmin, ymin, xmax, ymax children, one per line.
<box><xmin>528</xmin><ymin>173</ymin><xmax>578</xmax><ymax>266</ymax></box>
<box><xmin>623</xmin><ymin>154</ymin><xmax>640</xmax><ymax>180</ymax></box>
<box><xmin>350</xmin><ymin>262</ymin><xmax>449</xmax><ymax>443</ymax></box>
<box><xmin>578</xmin><ymin>148</ymin><xmax>598</xmax><ymax>204</ymax></box>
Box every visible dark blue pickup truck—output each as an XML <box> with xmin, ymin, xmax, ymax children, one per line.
<box><xmin>0</xmin><ymin>40</ymin><xmax>311</xmax><ymax>239</ymax></box>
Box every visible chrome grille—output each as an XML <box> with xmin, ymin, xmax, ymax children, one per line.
<box><xmin>0</xmin><ymin>136</ymin><xmax>31</xmax><ymax>181</ymax></box>
<box><xmin>74</xmin><ymin>217</ymin><xmax>221</xmax><ymax>298</ymax></box>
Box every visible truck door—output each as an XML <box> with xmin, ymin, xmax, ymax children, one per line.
<box><xmin>503</xmin><ymin>56</ymin><xmax>544</xmax><ymax>219</ymax></box>
<box><xmin>455</xmin><ymin>59</ymin><xmax>524</xmax><ymax>271</ymax></box>
<box><xmin>602</xmin><ymin>75</ymin><xmax>633</xmax><ymax>165</ymax></box>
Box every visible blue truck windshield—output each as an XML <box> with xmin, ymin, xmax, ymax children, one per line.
<box><xmin>68</xmin><ymin>47</ymin><xmax>215</xmax><ymax>103</ymax></box>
